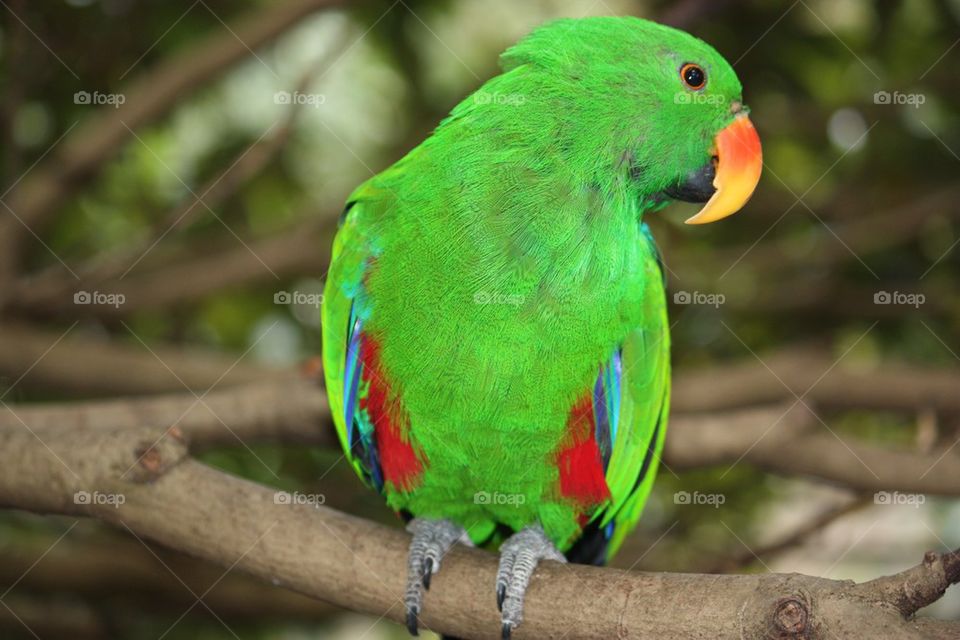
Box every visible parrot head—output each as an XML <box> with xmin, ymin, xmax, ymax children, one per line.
<box><xmin>500</xmin><ymin>16</ymin><xmax>762</xmax><ymax>223</ymax></box>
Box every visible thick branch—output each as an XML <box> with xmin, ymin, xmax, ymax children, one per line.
<box><xmin>0</xmin><ymin>424</ymin><xmax>957</xmax><ymax>639</ymax></box>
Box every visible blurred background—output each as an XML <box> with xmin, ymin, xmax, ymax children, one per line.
<box><xmin>1</xmin><ymin>0</ymin><xmax>959</xmax><ymax>638</ymax></box>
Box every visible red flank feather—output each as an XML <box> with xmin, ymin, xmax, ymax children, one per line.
<box><xmin>556</xmin><ymin>395</ymin><xmax>611</xmax><ymax>507</ymax></box>
<box><xmin>359</xmin><ymin>335</ymin><xmax>424</xmax><ymax>491</ymax></box>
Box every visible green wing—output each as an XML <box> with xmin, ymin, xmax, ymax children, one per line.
<box><xmin>587</xmin><ymin>224</ymin><xmax>671</xmax><ymax>562</ymax></box>
<box><xmin>321</xmin><ymin>191</ymin><xmax>383</xmax><ymax>489</ymax></box>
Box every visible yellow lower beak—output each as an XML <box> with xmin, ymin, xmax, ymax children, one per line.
<box><xmin>685</xmin><ymin>114</ymin><xmax>762</xmax><ymax>225</ymax></box>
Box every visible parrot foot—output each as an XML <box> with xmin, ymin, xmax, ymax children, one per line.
<box><xmin>404</xmin><ymin>518</ymin><xmax>468</xmax><ymax>636</ymax></box>
<box><xmin>495</xmin><ymin>524</ymin><xmax>566</xmax><ymax>639</ymax></box>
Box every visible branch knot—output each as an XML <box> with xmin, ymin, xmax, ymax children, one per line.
<box><xmin>769</xmin><ymin>595</ymin><xmax>810</xmax><ymax>639</ymax></box>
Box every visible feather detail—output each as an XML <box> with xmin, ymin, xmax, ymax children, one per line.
<box><xmin>592</xmin><ymin>348</ymin><xmax>622</xmax><ymax>471</ymax></box>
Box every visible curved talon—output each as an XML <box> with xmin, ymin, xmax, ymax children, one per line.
<box><xmin>422</xmin><ymin>557</ymin><xmax>433</xmax><ymax>590</ymax></box>
<box><xmin>406</xmin><ymin>608</ymin><xmax>420</xmax><ymax>636</ymax></box>
<box><xmin>496</xmin><ymin>583</ymin><xmax>506</xmax><ymax>611</ymax></box>
<box><xmin>403</xmin><ymin>518</ymin><xmax>466</xmax><ymax>637</ymax></box>
<box><xmin>502</xmin><ymin>622</ymin><xmax>513</xmax><ymax>640</ymax></box>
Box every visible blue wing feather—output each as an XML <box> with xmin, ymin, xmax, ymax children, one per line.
<box><xmin>592</xmin><ymin>348</ymin><xmax>623</xmax><ymax>472</ymax></box>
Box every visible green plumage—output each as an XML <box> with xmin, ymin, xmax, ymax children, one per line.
<box><xmin>323</xmin><ymin>16</ymin><xmax>745</xmax><ymax>561</ymax></box>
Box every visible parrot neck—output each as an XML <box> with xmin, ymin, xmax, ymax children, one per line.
<box><xmin>434</xmin><ymin>67</ymin><xmax>669</xmax><ymax>224</ymax></box>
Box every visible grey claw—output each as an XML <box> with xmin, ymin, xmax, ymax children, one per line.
<box><xmin>497</xmin><ymin>583</ymin><xmax>506</xmax><ymax>611</ymax></box>
<box><xmin>422</xmin><ymin>557</ymin><xmax>433</xmax><ymax>590</ymax></box>
<box><xmin>406</xmin><ymin>608</ymin><xmax>419</xmax><ymax>636</ymax></box>
<box><xmin>502</xmin><ymin>622</ymin><xmax>512</xmax><ymax>640</ymax></box>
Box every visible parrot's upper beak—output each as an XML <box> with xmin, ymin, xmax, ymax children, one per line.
<box><xmin>684</xmin><ymin>114</ymin><xmax>762</xmax><ymax>224</ymax></box>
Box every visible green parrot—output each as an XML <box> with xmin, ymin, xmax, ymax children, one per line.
<box><xmin>322</xmin><ymin>16</ymin><xmax>761</xmax><ymax>638</ymax></box>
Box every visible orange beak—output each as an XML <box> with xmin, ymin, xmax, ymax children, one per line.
<box><xmin>685</xmin><ymin>114</ymin><xmax>762</xmax><ymax>224</ymax></box>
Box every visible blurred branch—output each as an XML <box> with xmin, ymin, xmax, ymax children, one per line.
<box><xmin>703</xmin><ymin>493</ymin><xmax>874</xmax><ymax>573</ymax></box>
<box><xmin>0</xmin><ymin>0</ymin><xmax>346</xmax><ymax>289</ymax></box>
<box><xmin>1</xmin><ymin>533</ymin><xmax>337</xmax><ymax>621</ymax></box>
<box><xmin>671</xmin><ymin>345</ymin><xmax>960</xmax><ymax>413</ymax></box>
<box><xmin>10</xmin><ymin>213</ymin><xmax>337</xmax><ymax>318</ymax></box>
<box><xmin>667</xmin><ymin>404</ymin><xmax>960</xmax><ymax>495</ymax></box>
<box><xmin>98</xmin><ymin>215</ymin><xmax>334</xmax><ymax>314</ymax></box>
<box><xmin>5</xmin><ymin>373</ymin><xmax>960</xmax><ymax>496</ymax></box>
<box><xmin>672</xmin><ymin>186</ymin><xmax>960</xmax><ymax>284</ymax></box>
<box><xmin>0</xmin><ymin>423</ymin><xmax>957</xmax><ymax>639</ymax></box>
<box><xmin>716</xmin><ymin>279</ymin><xmax>953</xmax><ymax>319</ymax></box>
<box><xmin>0</xmin><ymin>321</ymin><xmax>282</xmax><ymax>396</ymax></box>
<box><xmin>0</xmin><ymin>372</ymin><xmax>325</xmax><ymax>443</ymax></box>
<box><xmin>0</xmin><ymin>595</ymin><xmax>107</xmax><ymax>640</ymax></box>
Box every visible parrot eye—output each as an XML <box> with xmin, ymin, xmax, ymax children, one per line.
<box><xmin>680</xmin><ymin>63</ymin><xmax>706</xmax><ymax>90</ymax></box>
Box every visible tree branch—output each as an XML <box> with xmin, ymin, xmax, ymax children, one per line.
<box><xmin>667</xmin><ymin>404</ymin><xmax>960</xmax><ymax>495</ymax></box>
<box><xmin>705</xmin><ymin>186</ymin><xmax>960</xmax><ymax>277</ymax></box>
<box><xmin>7</xmin><ymin>316</ymin><xmax>960</xmax><ymax>416</ymax></box>
<box><xmin>4</xmin><ymin>375</ymin><xmax>960</xmax><ymax>496</ymax></box>
<box><xmin>0</xmin><ymin>422</ymin><xmax>957</xmax><ymax>639</ymax></box>
<box><xmin>8</xmin><ymin>215</ymin><xmax>337</xmax><ymax>318</ymax></box>
<box><xmin>671</xmin><ymin>346</ymin><xmax>960</xmax><ymax>413</ymax></box>
<box><xmin>703</xmin><ymin>493</ymin><xmax>874</xmax><ymax>573</ymax></box>
<box><xmin>0</xmin><ymin>322</ymin><xmax>284</xmax><ymax>396</ymax></box>
<box><xmin>0</xmin><ymin>595</ymin><xmax>106</xmax><ymax>640</ymax></box>
<box><xmin>1</xmin><ymin>533</ymin><xmax>336</xmax><ymax>621</ymax></box>
<box><xmin>0</xmin><ymin>373</ymin><xmax>325</xmax><ymax>443</ymax></box>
